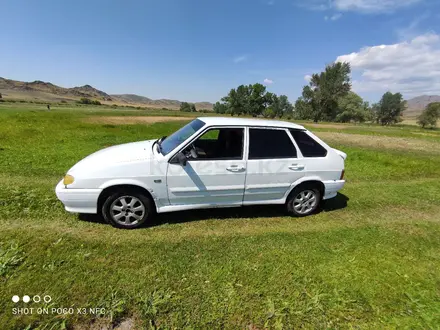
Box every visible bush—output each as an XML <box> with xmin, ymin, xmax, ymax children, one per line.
<box><xmin>77</xmin><ymin>98</ymin><xmax>101</xmax><ymax>105</ymax></box>
<box><xmin>78</xmin><ymin>97</ymin><xmax>91</xmax><ymax>104</ymax></box>
<box><xmin>263</xmin><ymin>108</ymin><xmax>276</xmax><ymax>118</ymax></box>
<box><xmin>417</xmin><ymin>102</ymin><xmax>440</xmax><ymax>129</ymax></box>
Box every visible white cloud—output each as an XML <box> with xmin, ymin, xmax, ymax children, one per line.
<box><xmin>233</xmin><ymin>55</ymin><xmax>247</xmax><ymax>63</ymax></box>
<box><xmin>299</xmin><ymin>0</ymin><xmax>422</xmax><ymax>13</ymax></box>
<box><xmin>263</xmin><ymin>78</ymin><xmax>274</xmax><ymax>84</ymax></box>
<box><xmin>335</xmin><ymin>0</ymin><xmax>420</xmax><ymax>12</ymax></box>
<box><xmin>304</xmin><ymin>75</ymin><xmax>312</xmax><ymax>82</ymax></box>
<box><xmin>325</xmin><ymin>13</ymin><xmax>342</xmax><ymax>21</ymax></box>
<box><xmin>336</xmin><ymin>33</ymin><xmax>440</xmax><ymax>97</ymax></box>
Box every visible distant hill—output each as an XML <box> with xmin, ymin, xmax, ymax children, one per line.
<box><xmin>405</xmin><ymin>95</ymin><xmax>440</xmax><ymax>117</ymax></box>
<box><xmin>0</xmin><ymin>77</ymin><xmax>113</xmax><ymax>101</ymax></box>
<box><xmin>0</xmin><ymin>77</ymin><xmax>213</xmax><ymax>110</ymax></box>
<box><xmin>109</xmin><ymin>94</ymin><xmax>213</xmax><ymax>110</ymax></box>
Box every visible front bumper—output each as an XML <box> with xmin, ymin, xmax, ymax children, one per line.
<box><xmin>55</xmin><ymin>180</ymin><xmax>102</xmax><ymax>214</ymax></box>
<box><xmin>322</xmin><ymin>180</ymin><xmax>345</xmax><ymax>200</ymax></box>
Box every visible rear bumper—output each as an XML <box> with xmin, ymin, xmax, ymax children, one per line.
<box><xmin>55</xmin><ymin>180</ymin><xmax>101</xmax><ymax>214</ymax></box>
<box><xmin>323</xmin><ymin>180</ymin><xmax>345</xmax><ymax>200</ymax></box>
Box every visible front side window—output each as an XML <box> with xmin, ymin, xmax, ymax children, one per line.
<box><xmin>290</xmin><ymin>130</ymin><xmax>327</xmax><ymax>157</ymax></box>
<box><xmin>183</xmin><ymin>127</ymin><xmax>244</xmax><ymax>160</ymax></box>
<box><xmin>248</xmin><ymin>128</ymin><xmax>297</xmax><ymax>159</ymax></box>
<box><xmin>160</xmin><ymin>119</ymin><xmax>205</xmax><ymax>155</ymax></box>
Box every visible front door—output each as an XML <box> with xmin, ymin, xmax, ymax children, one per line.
<box><xmin>166</xmin><ymin>127</ymin><xmax>246</xmax><ymax>206</ymax></box>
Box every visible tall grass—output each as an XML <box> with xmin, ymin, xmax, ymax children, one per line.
<box><xmin>1</xmin><ymin>104</ymin><xmax>439</xmax><ymax>328</ymax></box>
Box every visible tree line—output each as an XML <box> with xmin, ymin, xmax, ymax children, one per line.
<box><xmin>213</xmin><ymin>83</ymin><xmax>293</xmax><ymax>119</ymax></box>
<box><xmin>213</xmin><ymin>62</ymin><xmax>440</xmax><ymax>128</ymax></box>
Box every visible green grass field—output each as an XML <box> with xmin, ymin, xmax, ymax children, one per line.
<box><xmin>1</xmin><ymin>103</ymin><xmax>440</xmax><ymax>329</ymax></box>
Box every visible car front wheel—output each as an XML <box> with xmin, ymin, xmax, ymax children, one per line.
<box><xmin>286</xmin><ymin>185</ymin><xmax>321</xmax><ymax>217</ymax></box>
<box><xmin>102</xmin><ymin>190</ymin><xmax>153</xmax><ymax>229</ymax></box>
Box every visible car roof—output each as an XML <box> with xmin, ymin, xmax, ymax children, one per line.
<box><xmin>197</xmin><ymin>117</ymin><xmax>306</xmax><ymax>130</ymax></box>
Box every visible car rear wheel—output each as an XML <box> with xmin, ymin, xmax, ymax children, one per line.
<box><xmin>286</xmin><ymin>185</ymin><xmax>321</xmax><ymax>217</ymax></box>
<box><xmin>102</xmin><ymin>190</ymin><xmax>153</xmax><ymax>229</ymax></box>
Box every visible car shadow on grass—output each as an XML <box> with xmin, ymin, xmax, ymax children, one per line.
<box><xmin>156</xmin><ymin>193</ymin><xmax>349</xmax><ymax>225</ymax></box>
<box><xmin>79</xmin><ymin>193</ymin><xmax>349</xmax><ymax>228</ymax></box>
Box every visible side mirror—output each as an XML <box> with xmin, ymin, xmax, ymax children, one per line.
<box><xmin>175</xmin><ymin>152</ymin><xmax>187</xmax><ymax>166</ymax></box>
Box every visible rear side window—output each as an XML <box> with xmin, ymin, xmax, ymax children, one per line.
<box><xmin>290</xmin><ymin>130</ymin><xmax>327</xmax><ymax>157</ymax></box>
<box><xmin>249</xmin><ymin>129</ymin><xmax>297</xmax><ymax>159</ymax></box>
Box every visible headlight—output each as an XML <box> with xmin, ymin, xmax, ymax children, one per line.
<box><xmin>63</xmin><ymin>174</ymin><xmax>75</xmax><ymax>186</ymax></box>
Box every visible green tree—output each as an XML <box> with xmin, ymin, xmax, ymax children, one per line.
<box><xmin>374</xmin><ymin>92</ymin><xmax>406</xmax><ymax>125</ymax></box>
<box><xmin>215</xmin><ymin>84</ymin><xmax>292</xmax><ymax>118</ymax></box>
<box><xmin>78</xmin><ymin>97</ymin><xmax>92</xmax><ymax>105</ymax></box>
<box><xmin>301</xmin><ymin>62</ymin><xmax>351</xmax><ymax>122</ymax></box>
<box><xmin>236</xmin><ymin>85</ymin><xmax>251</xmax><ymax>115</ymax></box>
<box><xmin>213</xmin><ymin>101</ymin><xmax>227</xmax><ymax>114</ymax></box>
<box><xmin>180</xmin><ymin>102</ymin><xmax>192</xmax><ymax>112</ymax></box>
<box><xmin>277</xmin><ymin>95</ymin><xmax>293</xmax><ymax>118</ymax></box>
<box><xmin>248</xmin><ymin>83</ymin><xmax>267</xmax><ymax>117</ymax></box>
<box><xmin>0</xmin><ymin>92</ymin><xmax>2</xmax><ymax>99</ymax></box>
<box><xmin>264</xmin><ymin>92</ymin><xmax>277</xmax><ymax>114</ymax></box>
<box><xmin>263</xmin><ymin>107</ymin><xmax>276</xmax><ymax>118</ymax></box>
<box><xmin>336</xmin><ymin>92</ymin><xmax>371</xmax><ymax>123</ymax></box>
<box><xmin>190</xmin><ymin>104</ymin><xmax>197</xmax><ymax>112</ymax></box>
<box><xmin>223</xmin><ymin>88</ymin><xmax>241</xmax><ymax>116</ymax></box>
<box><xmin>417</xmin><ymin>102</ymin><xmax>440</xmax><ymax>128</ymax></box>
<box><xmin>293</xmin><ymin>97</ymin><xmax>312</xmax><ymax>120</ymax></box>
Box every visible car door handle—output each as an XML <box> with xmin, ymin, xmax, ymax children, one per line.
<box><xmin>226</xmin><ymin>165</ymin><xmax>245</xmax><ymax>172</ymax></box>
<box><xmin>288</xmin><ymin>164</ymin><xmax>305</xmax><ymax>171</ymax></box>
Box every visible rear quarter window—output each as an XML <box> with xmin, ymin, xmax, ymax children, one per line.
<box><xmin>290</xmin><ymin>130</ymin><xmax>327</xmax><ymax>157</ymax></box>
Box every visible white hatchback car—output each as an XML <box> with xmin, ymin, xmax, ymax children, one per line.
<box><xmin>56</xmin><ymin>117</ymin><xmax>346</xmax><ymax>229</ymax></box>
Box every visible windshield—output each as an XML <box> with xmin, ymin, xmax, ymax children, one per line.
<box><xmin>160</xmin><ymin>119</ymin><xmax>205</xmax><ymax>155</ymax></box>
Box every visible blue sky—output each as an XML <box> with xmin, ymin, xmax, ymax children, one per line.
<box><xmin>1</xmin><ymin>0</ymin><xmax>439</xmax><ymax>103</ymax></box>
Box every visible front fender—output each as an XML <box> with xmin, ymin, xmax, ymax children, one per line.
<box><xmin>98</xmin><ymin>178</ymin><xmax>160</xmax><ymax>205</ymax></box>
<box><xmin>99</xmin><ymin>178</ymin><xmax>153</xmax><ymax>191</ymax></box>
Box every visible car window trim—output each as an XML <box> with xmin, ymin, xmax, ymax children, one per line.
<box><xmin>289</xmin><ymin>129</ymin><xmax>328</xmax><ymax>158</ymax></box>
<box><xmin>169</xmin><ymin>125</ymin><xmax>246</xmax><ymax>163</ymax></box>
<box><xmin>247</xmin><ymin>127</ymin><xmax>299</xmax><ymax>160</ymax></box>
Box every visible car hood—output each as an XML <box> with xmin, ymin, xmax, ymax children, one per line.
<box><xmin>69</xmin><ymin>139</ymin><xmax>157</xmax><ymax>174</ymax></box>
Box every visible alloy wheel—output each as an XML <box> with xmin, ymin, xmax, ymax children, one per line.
<box><xmin>292</xmin><ymin>189</ymin><xmax>317</xmax><ymax>215</ymax></box>
<box><xmin>110</xmin><ymin>195</ymin><xmax>146</xmax><ymax>226</ymax></box>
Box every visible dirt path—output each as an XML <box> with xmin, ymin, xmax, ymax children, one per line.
<box><xmin>85</xmin><ymin>116</ymin><xmax>194</xmax><ymax>125</ymax></box>
<box><xmin>317</xmin><ymin>132</ymin><xmax>440</xmax><ymax>154</ymax></box>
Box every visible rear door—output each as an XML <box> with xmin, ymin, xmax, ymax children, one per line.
<box><xmin>243</xmin><ymin>127</ymin><xmax>304</xmax><ymax>203</ymax></box>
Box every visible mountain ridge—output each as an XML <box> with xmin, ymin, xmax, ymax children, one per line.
<box><xmin>2</xmin><ymin>76</ymin><xmax>438</xmax><ymax>114</ymax></box>
<box><xmin>0</xmin><ymin>77</ymin><xmax>213</xmax><ymax>110</ymax></box>
<box><xmin>405</xmin><ymin>95</ymin><xmax>440</xmax><ymax>117</ymax></box>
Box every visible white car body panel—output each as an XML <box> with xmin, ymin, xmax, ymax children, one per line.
<box><xmin>55</xmin><ymin>117</ymin><xmax>346</xmax><ymax>215</ymax></box>
<box><xmin>166</xmin><ymin>160</ymin><xmax>247</xmax><ymax>205</ymax></box>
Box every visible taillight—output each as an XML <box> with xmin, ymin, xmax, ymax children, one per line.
<box><xmin>340</xmin><ymin>170</ymin><xmax>345</xmax><ymax>180</ymax></box>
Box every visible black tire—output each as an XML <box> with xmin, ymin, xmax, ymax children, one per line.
<box><xmin>286</xmin><ymin>183</ymin><xmax>322</xmax><ymax>217</ymax></box>
<box><xmin>102</xmin><ymin>189</ymin><xmax>153</xmax><ymax>229</ymax></box>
